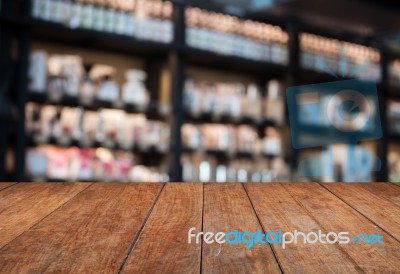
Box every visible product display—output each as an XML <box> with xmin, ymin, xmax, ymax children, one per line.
<box><xmin>388</xmin><ymin>146</ymin><xmax>400</xmax><ymax>182</ymax></box>
<box><xmin>26</xmin><ymin>145</ymin><xmax>169</xmax><ymax>182</ymax></box>
<box><xmin>181</xmin><ymin>153</ymin><xmax>290</xmax><ymax>182</ymax></box>
<box><xmin>31</xmin><ymin>0</ymin><xmax>174</xmax><ymax>43</ymax></box>
<box><xmin>29</xmin><ymin>50</ymin><xmax>151</xmax><ymax>108</ymax></box>
<box><xmin>388</xmin><ymin>101</ymin><xmax>400</xmax><ymax>134</ymax></box>
<box><xmin>182</xmin><ymin>123</ymin><xmax>283</xmax><ymax>157</ymax></box>
<box><xmin>298</xmin><ymin>144</ymin><xmax>375</xmax><ymax>182</ymax></box>
<box><xmin>300</xmin><ymin>33</ymin><xmax>381</xmax><ymax>81</ymax></box>
<box><xmin>186</xmin><ymin>7</ymin><xmax>288</xmax><ymax>64</ymax></box>
<box><xmin>2</xmin><ymin>0</ymin><xmax>399</xmax><ymax>184</ymax></box>
<box><xmin>26</xmin><ymin>103</ymin><xmax>171</xmax><ymax>152</ymax></box>
<box><xmin>181</xmin><ymin>72</ymin><xmax>288</xmax><ymax>183</ymax></box>
<box><xmin>390</xmin><ymin>60</ymin><xmax>400</xmax><ymax>88</ymax></box>
<box><xmin>184</xmin><ymin>78</ymin><xmax>285</xmax><ymax>124</ymax></box>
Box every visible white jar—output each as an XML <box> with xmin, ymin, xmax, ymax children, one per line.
<box><xmin>122</xmin><ymin>69</ymin><xmax>149</xmax><ymax>106</ymax></box>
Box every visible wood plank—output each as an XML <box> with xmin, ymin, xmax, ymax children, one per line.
<box><xmin>0</xmin><ymin>183</ymin><xmax>162</xmax><ymax>273</ymax></box>
<box><xmin>202</xmin><ymin>183</ymin><xmax>281</xmax><ymax>273</ymax></box>
<box><xmin>392</xmin><ymin>183</ymin><xmax>400</xmax><ymax>188</ymax></box>
<box><xmin>121</xmin><ymin>183</ymin><xmax>203</xmax><ymax>274</ymax></box>
<box><xmin>323</xmin><ymin>183</ymin><xmax>400</xmax><ymax>241</ymax></box>
<box><xmin>328</xmin><ymin>183</ymin><xmax>400</xmax><ymax>207</ymax></box>
<box><xmin>282</xmin><ymin>183</ymin><xmax>400</xmax><ymax>272</ymax></box>
<box><xmin>245</xmin><ymin>183</ymin><xmax>363</xmax><ymax>273</ymax></box>
<box><xmin>358</xmin><ymin>183</ymin><xmax>400</xmax><ymax>206</ymax></box>
<box><xmin>0</xmin><ymin>182</ymin><xmax>88</xmax><ymax>248</ymax></box>
<box><xmin>0</xmin><ymin>183</ymin><xmax>15</xmax><ymax>191</ymax></box>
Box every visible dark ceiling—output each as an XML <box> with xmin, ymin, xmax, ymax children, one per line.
<box><xmin>260</xmin><ymin>0</ymin><xmax>400</xmax><ymax>36</ymax></box>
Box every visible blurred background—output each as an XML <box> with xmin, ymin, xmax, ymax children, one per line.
<box><xmin>0</xmin><ymin>0</ymin><xmax>399</xmax><ymax>183</ymax></box>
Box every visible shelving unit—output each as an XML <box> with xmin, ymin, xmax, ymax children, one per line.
<box><xmin>184</xmin><ymin>111</ymin><xmax>278</xmax><ymax>127</ymax></box>
<box><xmin>30</xmin><ymin>18</ymin><xmax>174</xmax><ymax>55</ymax></box>
<box><xmin>0</xmin><ymin>0</ymin><xmax>398</xmax><ymax>182</ymax></box>
<box><xmin>27</xmin><ymin>92</ymin><xmax>167</xmax><ymax>119</ymax></box>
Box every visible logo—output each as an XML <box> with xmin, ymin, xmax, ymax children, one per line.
<box><xmin>188</xmin><ymin>228</ymin><xmax>384</xmax><ymax>249</ymax></box>
<box><xmin>326</xmin><ymin>89</ymin><xmax>371</xmax><ymax>132</ymax></box>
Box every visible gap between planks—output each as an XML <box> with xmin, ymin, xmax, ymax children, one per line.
<box><xmin>244</xmin><ymin>183</ymin><xmax>400</xmax><ymax>273</ymax></box>
<box><xmin>391</xmin><ymin>182</ymin><xmax>400</xmax><ymax>189</ymax></box>
<box><xmin>241</xmin><ymin>183</ymin><xmax>284</xmax><ymax>274</ymax></box>
<box><xmin>0</xmin><ymin>183</ymin><xmax>17</xmax><ymax>191</ymax></box>
<box><xmin>319</xmin><ymin>182</ymin><xmax>400</xmax><ymax>244</ymax></box>
<box><xmin>117</xmin><ymin>183</ymin><xmax>166</xmax><ymax>274</ymax></box>
<box><xmin>200</xmin><ymin>183</ymin><xmax>204</xmax><ymax>274</ymax></box>
<box><xmin>0</xmin><ymin>183</ymin><xmax>92</xmax><ymax>250</ymax></box>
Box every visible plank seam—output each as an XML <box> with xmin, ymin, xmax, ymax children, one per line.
<box><xmin>0</xmin><ymin>183</ymin><xmax>93</xmax><ymax>251</ymax></box>
<box><xmin>390</xmin><ymin>182</ymin><xmax>400</xmax><ymax>189</ymax></box>
<box><xmin>318</xmin><ymin>182</ymin><xmax>400</xmax><ymax>244</ymax></box>
<box><xmin>242</xmin><ymin>183</ymin><xmax>285</xmax><ymax>274</ymax></box>
<box><xmin>0</xmin><ymin>183</ymin><xmax>54</xmax><ymax>216</ymax></box>
<box><xmin>200</xmin><ymin>183</ymin><xmax>204</xmax><ymax>274</ymax></box>
<box><xmin>0</xmin><ymin>183</ymin><xmax>17</xmax><ymax>192</ymax></box>
<box><xmin>117</xmin><ymin>183</ymin><xmax>166</xmax><ymax>274</ymax></box>
<box><xmin>279</xmin><ymin>183</ymin><xmax>363</xmax><ymax>273</ymax></box>
<box><xmin>355</xmin><ymin>183</ymin><xmax>400</xmax><ymax>209</ymax></box>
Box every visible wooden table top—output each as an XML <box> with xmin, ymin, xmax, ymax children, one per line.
<box><xmin>0</xmin><ymin>182</ymin><xmax>399</xmax><ymax>273</ymax></box>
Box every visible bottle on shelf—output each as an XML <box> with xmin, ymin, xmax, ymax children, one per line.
<box><xmin>122</xmin><ymin>69</ymin><xmax>149</xmax><ymax>109</ymax></box>
<box><xmin>79</xmin><ymin>63</ymin><xmax>96</xmax><ymax>105</ymax></box>
<box><xmin>97</xmin><ymin>74</ymin><xmax>120</xmax><ymax>106</ymax></box>
<box><xmin>185</xmin><ymin>7</ymin><xmax>288</xmax><ymax>64</ymax></box>
<box><xmin>32</xmin><ymin>0</ymin><xmax>174</xmax><ymax>43</ymax></box>
<box><xmin>180</xmin><ymin>152</ymin><xmax>290</xmax><ymax>182</ymax></box>
<box><xmin>29</xmin><ymin>50</ymin><xmax>48</xmax><ymax>93</ymax></box>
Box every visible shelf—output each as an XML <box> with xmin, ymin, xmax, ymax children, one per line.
<box><xmin>0</xmin><ymin>13</ymin><xmax>30</xmax><ymax>25</ymax></box>
<box><xmin>388</xmin><ymin>86</ymin><xmax>400</xmax><ymax>100</ymax></box>
<box><xmin>30</xmin><ymin>18</ymin><xmax>173</xmax><ymax>57</ymax></box>
<box><xmin>293</xmin><ymin>124</ymin><xmax>381</xmax><ymax>146</ymax></box>
<box><xmin>300</xmin><ymin>68</ymin><xmax>381</xmax><ymax>85</ymax></box>
<box><xmin>184</xmin><ymin>111</ymin><xmax>279</xmax><ymax>127</ymax></box>
<box><xmin>28</xmin><ymin>18</ymin><xmax>290</xmax><ymax>77</ymax></box>
<box><xmin>26</xmin><ymin>135</ymin><xmax>170</xmax><ymax>156</ymax></box>
<box><xmin>24</xmin><ymin>178</ymin><xmax>97</xmax><ymax>183</ymax></box>
<box><xmin>300</xmin><ymin>68</ymin><xmax>340</xmax><ymax>84</ymax></box>
<box><xmin>182</xmin><ymin>147</ymin><xmax>284</xmax><ymax>160</ymax></box>
<box><xmin>24</xmin><ymin>177</ymin><xmax>161</xmax><ymax>183</ymax></box>
<box><xmin>389</xmin><ymin>133</ymin><xmax>400</xmax><ymax>142</ymax></box>
<box><xmin>3</xmin><ymin>7</ymin><xmax>392</xmax><ymax>182</ymax></box>
<box><xmin>185</xmin><ymin>46</ymin><xmax>287</xmax><ymax>77</ymax></box>
<box><xmin>27</xmin><ymin>92</ymin><xmax>168</xmax><ymax>120</ymax></box>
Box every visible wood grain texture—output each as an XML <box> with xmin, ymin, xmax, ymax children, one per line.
<box><xmin>1</xmin><ymin>182</ymin><xmax>400</xmax><ymax>274</ymax></box>
<box><xmin>391</xmin><ymin>183</ymin><xmax>400</xmax><ymax>188</ymax></box>
<box><xmin>323</xmin><ymin>183</ymin><xmax>400</xmax><ymax>241</ymax></box>
<box><xmin>121</xmin><ymin>183</ymin><xmax>203</xmax><ymax>274</ymax></box>
<box><xmin>245</xmin><ymin>183</ymin><xmax>362</xmax><ymax>273</ymax></box>
<box><xmin>202</xmin><ymin>183</ymin><xmax>281</xmax><ymax>274</ymax></box>
<box><xmin>0</xmin><ymin>182</ymin><xmax>88</xmax><ymax>248</ymax></box>
<box><xmin>283</xmin><ymin>183</ymin><xmax>400</xmax><ymax>273</ymax></box>
<box><xmin>0</xmin><ymin>183</ymin><xmax>162</xmax><ymax>274</ymax></box>
<box><xmin>0</xmin><ymin>183</ymin><xmax>15</xmax><ymax>191</ymax></box>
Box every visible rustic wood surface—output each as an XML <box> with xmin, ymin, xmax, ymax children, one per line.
<box><xmin>244</xmin><ymin>183</ymin><xmax>363</xmax><ymax>273</ymax></box>
<box><xmin>121</xmin><ymin>183</ymin><xmax>203</xmax><ymax>274</ymax></box>
<box><xmin>284</xmin><ymin>183</ymin><xmax>400</xmax><ymax>272</ymax></box>
<box><xmin>0</xmin><ymin>183</ymin><xmax>89</xmax><ymax>249</ymax></box>
<box><xmin>0</xmin><ymin>182</ymin><xmax>399</xmax><ymax>274</ymax></box>
<box><xmin>202</xmin><ymin>183</ymin><xmax>281</xmax><ymax>273</ymax></box>
<box><xmin>0</xmin><ymin>183</ymin><xmax>162</xmax><ymax>273</ymax></box>
<box><xmin>0</xmin><ymin>183</ymin><xmax>15</xmax><ymax>191</ymax></box>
